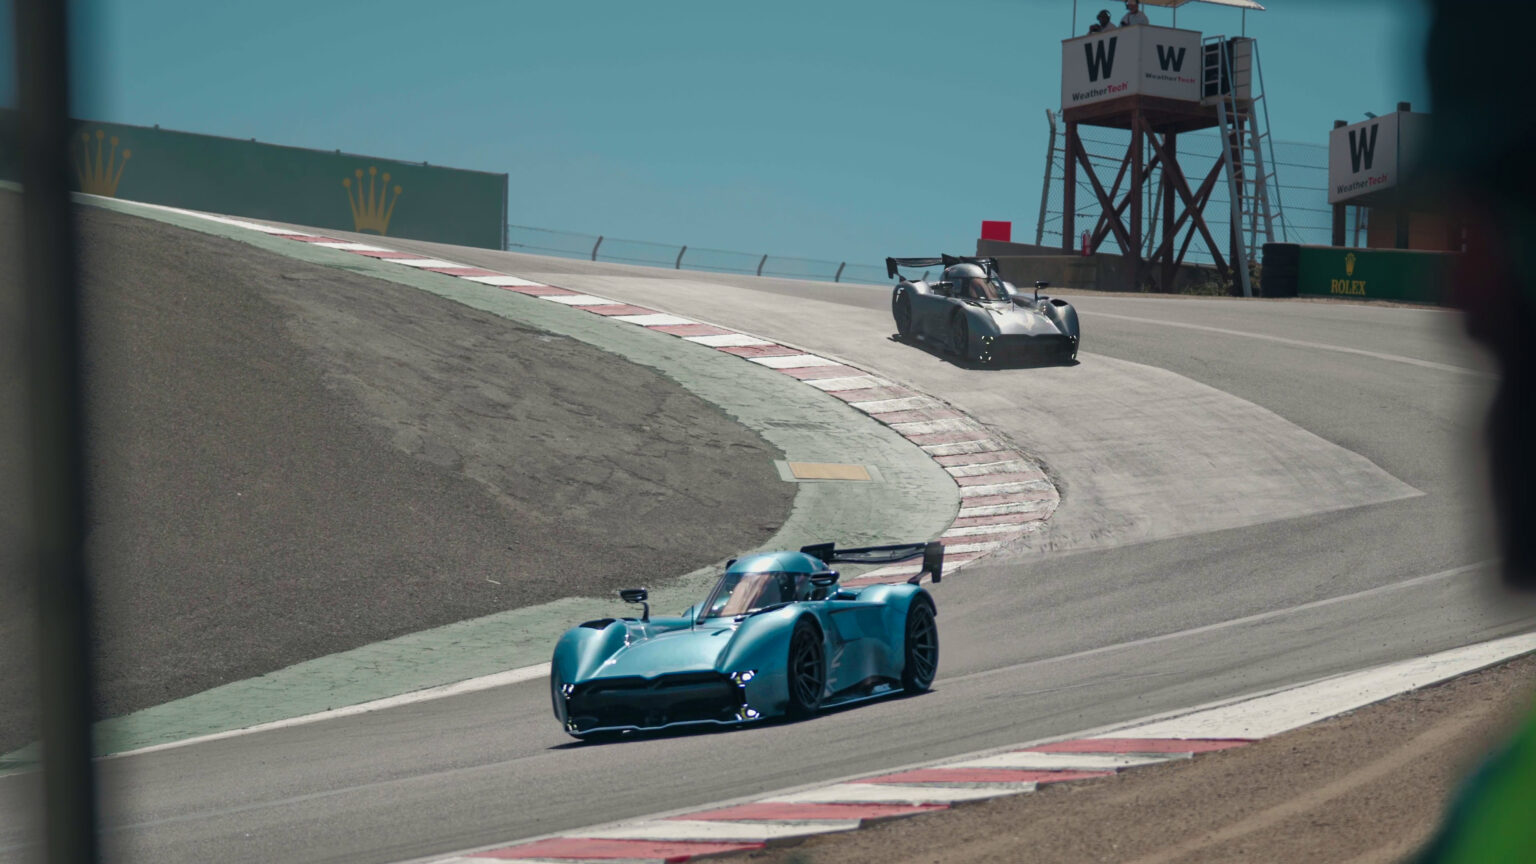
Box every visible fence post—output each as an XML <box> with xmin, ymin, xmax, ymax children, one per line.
<box><xmin>591</xmin><ymin>236</ymin><xmax>604</xmax><ymax>261</ymax></box>
<box><xmin>675</xmin><ymin>246</ymin><xmax>687</xmax><ymax>269</ymax></box>
<box><xmin>756</xmin><ymin>254</ymin><xmax>768</xmax><ymax>277</ymax></box>
<box><xmin>834</xmin><ymin>262</ymin><xmax>846</xmax><ymax>282</ymax></box>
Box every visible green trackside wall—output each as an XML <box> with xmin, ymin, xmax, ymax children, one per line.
<box><xmin>1264</xmin><ymin>242</ymin><xmax>1458</xmax><ymax>305</ymax></box>
<box><xmin>0</xmin><ymin>111</ymin><xmax>507</xmax><ymax>249</ymax></box>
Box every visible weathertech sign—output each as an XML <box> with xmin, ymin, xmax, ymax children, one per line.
<box><xmin>1061</xmin><ymin>25</ymin><xmax>1201</xmax><ymax>108</ymax></box>
<box><xmin>1327</xmin><ymin>111</ymin><xmax>1426</xmax><ymax>204</ymax></box>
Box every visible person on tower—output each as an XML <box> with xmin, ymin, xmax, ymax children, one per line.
<box><xmin>1121</xmin><ymin>0</ymin><xmax>1150</xmax><ymax>26</ymax></box>
<box><xmin>1089</xmin><ymin>9</ymin><xmax>1114</xmax><ymax>33</ymax></box>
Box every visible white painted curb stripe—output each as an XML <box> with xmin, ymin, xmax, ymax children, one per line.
<box><xmin>945</xmin><ymin>460</ymin><xmax>1033</xmax><ymax>478</ymax></box>
<box><xmin>684</xmin><ymin>333</ymin><xmax>777</xmax><ymax>347</ymax></box>
<box><xmin>311</xmin><ymin>241</ymin><xmax>393</xmax><ymax>251</ymax></box>
<box><xmin>960</xmin><ymin>482</ymin><xmax>1048</xmax><ymax>498</ymax></box>
<box><xmin>889</xmin><ymin>418</ymin><xmax>972</xmax><ymax>435</ymax></box>
<box><xmin>576</xmin><ymin>819</ymin><xmax>861</xmax><ymax>842</ymax></box>
<box><xmin>849</xmin><ymin>397</ymin><xmax>931</xmax><ymax>413</ymax></box>
<box><xmin>539</xmin><ymin>294</ymin><xmax>615</xmax><ymax>306</ymax></box>
<box><xmin>390</xmin><ymin>258</ymin><xmax>469</xmax><ymax>269</ymax></box>
<box><xmin>462</xmin><ymin>274</ymin><xmax>546</xmax><ymax>287</ymax></box>
<box><xmin>958</xmin><ymin>501</ymin><xmax>1053</xmax><ymax>517</ymax></box>
<box><xmin>943</xmin><ymin>525</ymin><xmax>1031</xmax><ymax>538</ymax></box>
<box><xmin>950</xmin><ymin>752</ymin><xmax>1176</xmax><ymax>771</ymax></box>
<box><xmin>748</xmin><ymin>354</ymin><xmax>841</xmax><ymax>369</ymax></box>
<box><xmin>802</xmin><ymin>375</ymin><xmax>892</xmax><ymax>391</ymax></box>
<box><xmin>1106</xmin><ymin>630</ymin><xmax>1536</xmax><ymax>741</ymax></box>
<box><xmin>613</xmin><ymin>313</ymin><xmax>696</xmax><ymax>326</ymax></box>
<box><xmin>922</xmin><ymin>440</ymin><xmax>1004</xmax><ymax>457</ymax></box>
<box><xmin>939</xmin><ymin>541</ymin><xmax>1003</xmax><ymax>554</ymax></box>
<box><xmin>768</xmin><ymin>783</ymin><xmax>1027</xmax><ymax>804</ymax></box>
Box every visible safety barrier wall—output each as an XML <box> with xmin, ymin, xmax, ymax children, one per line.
<box><xmin>1261</xmin><ymin>242</ymin><xmax>1456</xmax><ymax>305</ymax></box>
<box><xmin>0</xmin><ymin>111</ymin><xmax>507</xmax><ymax>249</ymax></box>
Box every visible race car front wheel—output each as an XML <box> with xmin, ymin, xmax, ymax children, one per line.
<box><xmin>901</xmin><ymin>600</ymin><xmax>938</xmax><ymax>692</ymax></box>
<box><xmin>786</xmin><ymin>619</ymin><xmax>825</xmax><ymax>717</ymax></box>
<box><xmin>949</xmin><ymin>314</ymin><xmax>969</xmax><ymax>358</ymax></box>
<box><xmin>894</xmin><ymin>292</ymin><xmax>914</xmax><ymax>338</ymax></box>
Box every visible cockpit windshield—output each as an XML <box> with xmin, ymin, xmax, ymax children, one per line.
<box><xmin>962</xmin><ymin>276</ymin><xmax>1006</xmax><ymax>302</ymax></box>
<box><xmin>700</xmin><ymin>571</ymin><xmax>796</xmax><ymax>619</ymax></box>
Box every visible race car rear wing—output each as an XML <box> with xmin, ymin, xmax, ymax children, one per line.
<box><xmin>799</xmin><ymin>541</ymin><xmax>944</xmax><ymax>584</ymax></box>
<box><xmin>886</xmin><ymin>256</ymin><xmax>1002</xmax><ymax>280</ymax></box>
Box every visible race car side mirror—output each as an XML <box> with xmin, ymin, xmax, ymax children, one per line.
<box><xmin>620</xmin><ymin>588</ymin><xmax>650</xmax><ymax>622</ymax></box>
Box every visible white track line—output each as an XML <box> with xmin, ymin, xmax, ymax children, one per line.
<box><xmin>105</xmin><ymin>664</ymin><xmax>550</xmax><ymax>760</ymax></box>
<box><xmin>1089</xmin><ymin>311</ymin><xmax>1491</xmax><ymax>378</ymax></box>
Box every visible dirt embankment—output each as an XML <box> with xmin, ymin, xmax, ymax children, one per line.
<box><xmin>0</xmin><ymin>195</ymin><xmax>792</xmax><ymax>751</ymax></box>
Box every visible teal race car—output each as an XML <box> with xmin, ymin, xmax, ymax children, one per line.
<box><xmin>550</xmin><ymin>541</ymin><xmax>943</xmax><ymax>739</ymax></box>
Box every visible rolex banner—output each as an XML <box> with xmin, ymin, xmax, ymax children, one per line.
<box><xmin>0</xmin><ymin>111</ymin><xmax>507</xmax><ymax>249</ymax></box>
<box><xmin>1263</xmin><ymin>243</ymin><xmax>1457</xmax><ymax>305</ymax></box>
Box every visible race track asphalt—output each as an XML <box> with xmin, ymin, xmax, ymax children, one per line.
<box><xmin>4</xmin><ymin>226</ymin><xmax>1533</xmax><ymax>864</ymax></box>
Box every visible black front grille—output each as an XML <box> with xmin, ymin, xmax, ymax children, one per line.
<box><xmin>566</xmin><ymin>672</ymin><xmax>742</xmax><ymax>733</ymax></box>
<box><xmin>982</xmin><ymin>334</ymin><xmax>1075</xmax><ymax>365</ymax></box>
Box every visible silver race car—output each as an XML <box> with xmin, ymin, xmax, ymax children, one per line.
<box><xmin>888</xmin><ymin>255</ymin><xmax>1079</xmax><ymax>365</ymax></box>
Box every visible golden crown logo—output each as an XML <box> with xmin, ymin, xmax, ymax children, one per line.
<box><xmin>1345</xmin><ymin>252</ymin><xmax>1357</xmax><ymax>277</ymax></box>
<box><xmin>73</xmin><ymin>129</ymin><xmax>130</xmax><ymax>197</ymax></box>
<box><xmin>343</xmin><ymin>166</ymin><xmax>402</xmax><ymax>234</ymax></box>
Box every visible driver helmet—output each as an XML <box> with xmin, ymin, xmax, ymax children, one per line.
<box><xmin>943</xmin><ymin>262</ymin><xmax>996</xmax><ymax>300</ymax></box>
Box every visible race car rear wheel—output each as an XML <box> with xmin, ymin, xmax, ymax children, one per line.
<box><xmin>894</xmin><ymin>292</ymin><xmax>914</xmax><ymax>339</ymax></box>
<box><xmin>901</xmin><ymin>599</ymin><xmax>938</xmax><ymax>692</ymax></box>
<box><xmin>786</xmin><ymin>619</ymin><xmax>825</xmax><ymax>717</ymax></box>
<box><xmin>949</xmin><ymin>313</ymin><xmax>969</xmax><ymax>358</ymax></box>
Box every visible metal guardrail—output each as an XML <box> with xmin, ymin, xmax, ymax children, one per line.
<box><xmin>504</xmin><ymin>224</ymin><xmax>889</xmax><ymax>285</ymax></box>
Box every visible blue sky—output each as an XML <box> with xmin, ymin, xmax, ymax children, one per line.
<box><xmin>8</xmin><ymin>0</ymin><xmax>1430</xmax><ymax>266</ymax></box>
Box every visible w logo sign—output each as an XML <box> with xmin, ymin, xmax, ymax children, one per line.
<box><xmin>1085</xmin><ymin>37</ymin><xmax>1118</xmax><ymax>81</ymax></box>
<box><xmin>1349</xmin><ymin>124</ymin><xmax>1379</xmax><ymax>173</ymax></box>
<box><xmin>1156</xmin><ymin>45</ymin><xmax>1186</xmax><ymax>72</ymax></box>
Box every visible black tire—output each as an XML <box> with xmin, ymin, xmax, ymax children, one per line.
<box><xmin>949</xmin><ymin>313</ymin><xmax>969</xmax><ymax>358</ymax></box>
<box><xmin>893</xmin><ymin>292</ymin><xmax>914</xmax><ymax>339</ymax></box>
<box><xmin>786</xmin><ymin>619</ymin><xmax>826</xmax><ymax>718</ymax></box>
<box><xmin>901</xmin><ymin>599</ymin><xmax>939</xmax><ymax>692</ymax></box>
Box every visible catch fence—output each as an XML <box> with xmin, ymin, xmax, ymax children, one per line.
<box><xmin>505</xmin><ymin>224</ymin><xmax>889</xmax><ymax>285</ymax></box>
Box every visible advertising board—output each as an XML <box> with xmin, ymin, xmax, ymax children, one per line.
<box><xmin>1061</xmin><ymin>26</ymin><xmax>1201</xmax><ymax>109</ymax></box>
<box><xmin>0</xmin><ymin>111</ymin><xmax>508</xmax><ymax>249</ymax></box>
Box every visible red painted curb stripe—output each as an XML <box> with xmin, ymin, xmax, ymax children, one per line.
<box><xmin>1027</xmin><ymin>738</ymin><xmax>1252</xmax><ymax>754</ymax></box>
<box><xmin>935</xmin><ymin>451</ymin><xmax>1025</xmax><ymax>467</ymax></box>
<box><xmin>648</xmin><ymin>324</ymin><xmax>736</xmax><ymax>337</ymax></box>
<box><xmin>950</xmin><ymin>512</ymin><xmax>1048</xmax><ymax>528</ymax></box>
<box><xmin>718</xmin><ymin>344</ymin><xmax>800</xmax><ymax>358</ymax></box>
<box><xmin>862</xmin><ymin>768</ymin><xmax>1115</xmax><ymax>785</ymax></box>
<box><xmin>502</xmin><ymin>285</ymin><xmax>575</xmax><ymax>296</ymax></box>
<box><xmin>955</xmin><ymin>471</ymin><xmax>1047</xmax><ymax>488</ymax></box>
<box><xmin>586</xmin><ymin>304</ymin><xmax>660</xmax><ymax>316</ymax></box>
<box><xmin>682</xmin><ymin>802</ymin><xmax>947</xmax><ymax>822</ymax></box>
<box><xmin>904</xmin><ymin>430</ymin><xmax>992</xmax><ymax>446</ymax></box>
<box><xmin>421</xmin><ymin>266</ymin><xmax>504</xmax><ymax>277</ymax></box>
<box><xmin>482</xmin><ymin>837</ymin><xmax>762</xmax><ymax>861</ymax></box>
<box><xmin>824</xmin><ymin>387</ymin><xmax>915</xmax><ymax>403</ymax></box>
<box><xmin>870</xmin><ymin>408</ymin><xmax>964</xmax><ymax>425</ymax></box>
<box><xmin>777</xmin><ymin>364</ymin><xmax>866</xmax><ymax>379</ymax></box>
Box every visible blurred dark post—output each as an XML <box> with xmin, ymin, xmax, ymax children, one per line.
<box><xmin>15</xmin><ymin>0</ymin><xmax>101</xmax><ymax>860</ymax></box>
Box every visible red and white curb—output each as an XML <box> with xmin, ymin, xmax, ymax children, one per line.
<box><xmin>418</xmin><ymin>631</ymin><xmax>1536</xmax><ymax>864</ymax></box>
<box><xmin>153</xmin><ymin>207</ymin><xmax>1059</xmax><ymax>582</ymax></box>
